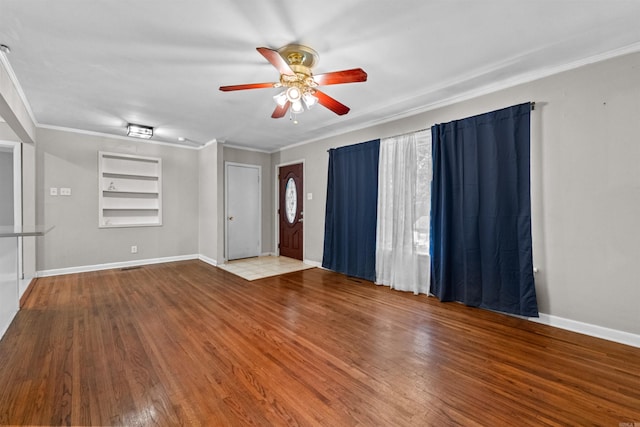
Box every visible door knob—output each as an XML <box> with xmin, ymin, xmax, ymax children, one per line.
<box><xmin>228</xmin><ymin>216</ymin><xmax>234</xmax><ymax>221</ymax></box>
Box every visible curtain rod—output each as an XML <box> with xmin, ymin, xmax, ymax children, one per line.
<box><xmin>385</xmin><ymin>127</ymin><xmax>431</xmax><ymax>141</ymax></box>
<box><xmin>384</xmin><ymin>102</ymin><xmax>537</xmax><ymax>138</ymax></box>
<box><xmin>326</xmin><ymin>128</ymin><xmax>430</xmax><ymax>152</ymax></box>
<box><xmin>327</xmin><ymin>102</ymin><xmax>535</xmax><ymax>152</ymax></box>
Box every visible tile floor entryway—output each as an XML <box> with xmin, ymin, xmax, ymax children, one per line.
<box><xmin>217</xmin><ymin>256</ymin><xmax>315</xmax><ymax>281</ymax></box>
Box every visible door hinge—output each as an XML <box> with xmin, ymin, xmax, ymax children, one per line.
<box><xmin>278</xmin><ymin>243</ymin><xmax>280</xmax><ymax>249</ymax></box>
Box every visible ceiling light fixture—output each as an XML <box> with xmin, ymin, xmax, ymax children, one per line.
<box><xmin>274</xmin><ymin>85</ymin><xmax>318</xmax><ymax>124</ymax></box>
<box><xmin>273</xmin><ymin>91</ymin><xmax>288</xmax><ymax>107</ymax></box>
<box><xmin>286</xmin><ymin>86</ymin><xmax>301</xmax><ymax>101</ymax></box>
<box><xmin>302</xmin><ymin>93</ymin><xmax>317</xmax><ymax>109</ymax></box>
<box><xmin>273</xmin><ymin>86</ymin><xmax>316</xmax><ymax>108</ymax></box>
<box><xmin>291</xmin><ymin>100</ymin><xmax>304</xmax><ymax>114</ymax></box>
<box><xmin>127</xmin><ymin>123</ymin><xmax>153</xmax><ymax>139</ymax></box>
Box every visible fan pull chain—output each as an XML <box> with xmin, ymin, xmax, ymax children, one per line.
<box><xmin>289</xmin><ymin>108</ymin><xmax>299</xmax><ymax>125</ymax></box>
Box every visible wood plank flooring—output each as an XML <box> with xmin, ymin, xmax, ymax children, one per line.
<box><xmin>0</xmin><ymin>260</ymin><xmax>638</xmax><ymax>426</ymax></box>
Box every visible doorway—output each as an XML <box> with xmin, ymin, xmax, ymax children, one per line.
<box><xmin>278</xmin><ymin>163</ymin><xmax>303</xmax><ymax>260</ymax></box>
<box><xmin>0</xmin><ymin>141</ymin><xmax>21</xmax><ymax>338</ymax></box>
<box><xmin>225</xmin><ymin>163</ymin><xmax>261</xmax><ymax>261</ymax></box>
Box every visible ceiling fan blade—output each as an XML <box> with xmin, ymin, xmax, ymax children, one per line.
<box><xmin>313</xmin><ymin>68</ymin><xmax>368</xmax><ymax>86</ymax></box>
<box><xmin>257</xmin><ymin>47</ymin><xmax>295</xmax><ymax>76</ymax></box>
<box><xmin>315</xmin><ymin>90</ymin><xmax>350</xmax><ymax>115</ymax></box>
<box><xmin>271</xmin><ymin>101</ymin><xmax>290</xmax><ymax>118</ymax></box>
<box><xmin>219</xmin><ymin>82</ymin><xmax>276</xmax><ymax>92</ymax></box>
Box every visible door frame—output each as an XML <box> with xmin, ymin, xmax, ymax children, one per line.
<box><xmin>0</xmin><ymin>140</ymin><xmax>22</xmax><ymax>278</ymax></box>
<box><xmin>224</xmin><ymin>161</ymin><xmax>262</xmax><ymax>261</ymax></box>
<box><xmin>274</xmin><ymin>159</ymin><xmax>305</xmax><ymax>260</ymax></box>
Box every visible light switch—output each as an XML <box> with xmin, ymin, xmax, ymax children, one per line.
<box><xmin>307</xmin><ymin>192</ymin><xmax>313</xmax><ymax>200</ymax></box>
<box><xmin>60</xmin><ymin>187</ymin><xmax>72</xmax><ymax>196</ymax></box>
<box><xmin>50</xmin><ymin>187</ymin><xmax>58</xmax><ymax>196</ymax></box>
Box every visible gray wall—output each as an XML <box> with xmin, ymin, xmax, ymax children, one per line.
<box><xmin>198</xmin><ymin>142</ymin><xmax>219</xmax><ymax>263</ymax></box>
<box><xmin>0</xmin><ymin>148</ymin><xmax>13</xmax><ymax>225</ymax></box>
<box><xmin>36</xmin><ymin>128</ymin><xmax>200</xmax><ymax>271</ymax></box>
<box><xmin>273</xmin><ymin>52</ymin><xmax>640</xmax><ymax>336</ymax></box>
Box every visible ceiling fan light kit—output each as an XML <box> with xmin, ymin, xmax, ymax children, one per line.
<box><xmin>219</xmin><ymin>44</ymin><xmax>367</xmax><ymax>121</ymax></box>
<box><xmin>302</xmin><ymin>93</ymin><xmax>317</xmax><ymax>109</ymax></box>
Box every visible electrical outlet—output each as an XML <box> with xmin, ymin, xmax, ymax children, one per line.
<box><xmin>60</xmin><ymin>187</ymin><xmax>71</xmax><ymax>196</ymax></box>
<box><xmin>50</xmin><ymin>187</ymin><xmax>58</xmax><ymax>196</ymax></box>
<box><xmin>131</xmin><ymin>245</ymin><xmax>138</xmax><ymax>254</ymax></box>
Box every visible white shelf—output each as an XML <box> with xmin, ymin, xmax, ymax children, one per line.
<box><xmin>99</xmin><ymin>152</ymin><xmax>162</xmax><ymax>228</ymax></box>
<box><xmin>101</xmin><ymin>210</ymin><xmax>161</xmax><ymax>227</ymax></box>
<box><xmin>102</xmin><ymin>176</ymin><xmax>159</xmax><ymax>193</ymax></box>
<box><xmin>101</xmin><ymin>155</ymin><xmax>158</xmax><ymax>177</ymax></box>
<box><xmin>102</xmin><ymin>197</ymin><xmax>159</xmax><ymax>210</ymax></box>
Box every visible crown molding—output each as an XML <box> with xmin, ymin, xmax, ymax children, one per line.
<box><xmin>223</xmin><ymin>142</ymin><xmax>271</xmax><ymax>154</ymax></box>
<box><xmin>277</xmin><ymin>41</ymin><xmax>640</xmax><ymax>154</ymax></box>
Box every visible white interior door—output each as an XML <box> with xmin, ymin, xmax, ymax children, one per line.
<box><xmin>226</xmin><ymin>163</ymin><xmax>261</xmax><ymax>260</ymax></box>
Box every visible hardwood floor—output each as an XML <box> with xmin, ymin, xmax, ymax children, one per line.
<box><xmin>0</xmin><ymin>260</ymin><xmax>638</xmax><ymax>426</ymax></box>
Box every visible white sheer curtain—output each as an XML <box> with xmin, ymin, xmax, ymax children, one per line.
<box><xmin>375</xmin><ymin>130</ymin><xmax>432</xmax><ymax>295</ymax></box>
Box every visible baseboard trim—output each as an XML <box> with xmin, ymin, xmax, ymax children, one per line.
<box><xmin>530</xmin><ymin>313</ymin><xmax>640</xmax><ymax>349</ymax></box>
<box><xmin>19</xmin><ymin>275</ymin><xmax>35</xmax><ymax>299</ymax></box>
<box><xmin>303</xmin><ymin>259</ymin><xmax>322</xmax><ymax>268</ymax></box>
<box><xmin>198</xmin><ymin>255</ymin><xmax>218</xmax><ymax>267</ymax></box>
<box><xmin>19</xmin><ymin>277</ymin><xmax>38</xmax><ymax>307</ymax></box>
<box><xmin>37</xmin><ymin>254</ymin><xmax>199</xmax><ymax>277</ymax></box>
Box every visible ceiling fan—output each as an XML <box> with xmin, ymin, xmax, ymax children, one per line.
<box><xmin>219</xmin><ymin>44</ymin><xmax>367</xmax><ymax>119</ymax></box>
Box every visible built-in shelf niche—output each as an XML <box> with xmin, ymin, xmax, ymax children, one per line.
<box><xmin>99</xmin><ymin>151</ymin><xmax>162</xmax><ymax>228</ymax></box>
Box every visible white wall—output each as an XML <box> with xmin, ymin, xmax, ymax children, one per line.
<box><xmin>0</xmin><ymin>146</ymin><xmax>16</xmax><ymax>338</ymax></box>
<box><xmin>0</xmin><ymin>234</ymin><xmax>17</xmax><ymax>338</ymax></box>
<box><xmin>0</xmin><ymin>133</ymin><xmax>32</xmax><ymax>342</ymax></box>
<box><xmin>0</xmin><ymin>56</ymin><xmax>36</xmax><ymax>143</ymax></box>
<box><xmin>0</xmin><ymin>148</ymin><xmax>13</xmax><ymax>224</ymax></box>
<box><xmin>36</xmin><ymin>128</ymin><xmax>200</xmax><ymax>272</ymax></box>
<box><xmin>274</xmin><ymin>52</ymin><xmax>640</xmax><ymax>338</ymax></box>
<box><xmin>0</xmin><ymin>60</ymin><xmax>39</xmax><ymax>340</ymax></box>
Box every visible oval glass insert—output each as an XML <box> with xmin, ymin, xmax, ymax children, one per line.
<box><xmin>285</xmin><ymin>177</ymin><xmax>297</xmax><ymax>224</ymax></box>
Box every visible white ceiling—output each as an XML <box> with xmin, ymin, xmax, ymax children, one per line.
<box><xmin>1</xmin><ymin>1</ymin><xmax>640</xmax><ymax>152</ymax></box>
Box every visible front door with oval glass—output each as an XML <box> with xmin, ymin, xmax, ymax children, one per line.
<box><xmin>279</xmin><ymin>163</ymin><xmax>303</xmax><ymax>260</ymax></box>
